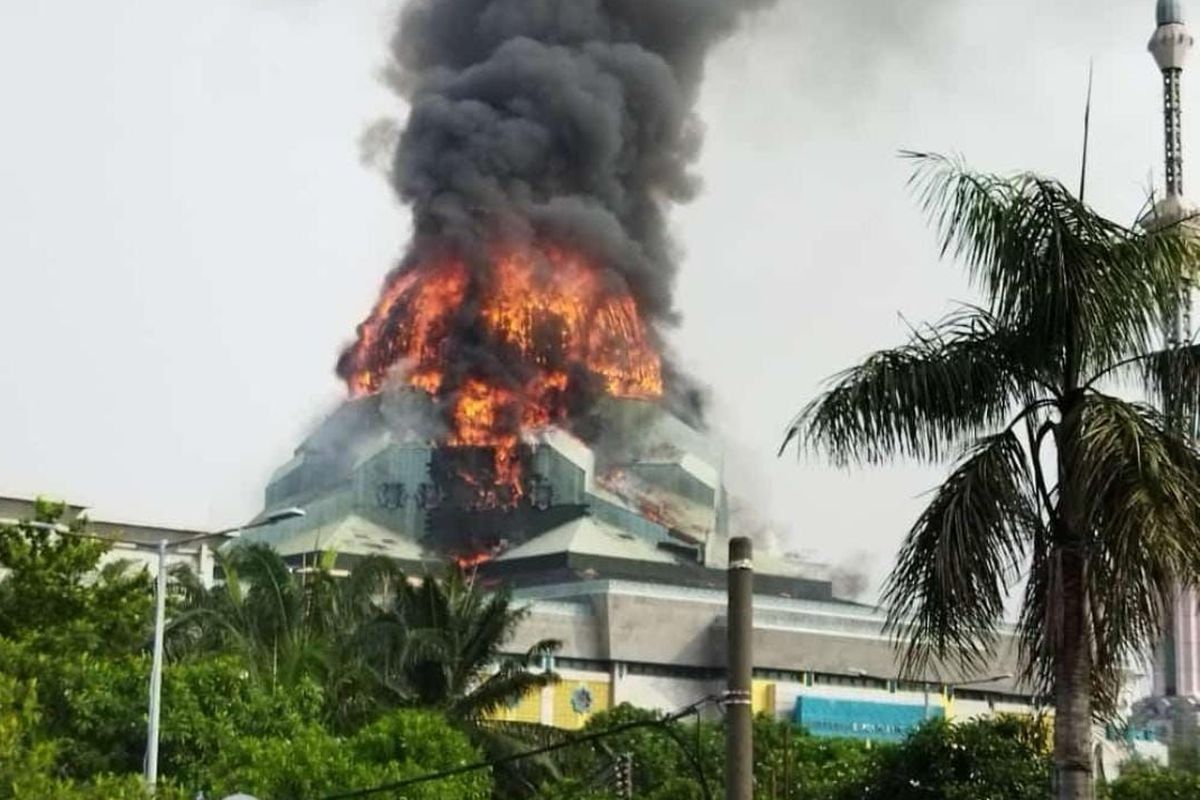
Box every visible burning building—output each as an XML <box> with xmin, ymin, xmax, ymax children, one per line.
<box><xmin>243</xmin><ymin>0</ymin><xmax>823</xmax><ymax>590</ymax></box>
<box><xmin>227</xmin><ymin>0</ymin><xmax>1124</xmax><ymax>749</ymax></box>
<box><xmin>250</xmin><ymin>388</ymin><xmax>775</xmax><ymax>588</ymax></box>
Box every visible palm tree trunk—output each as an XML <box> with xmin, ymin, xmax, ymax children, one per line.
<box><xmin>1053</xmin><ymin>545</ymin><xmax>1093</xmax><ymax>800</ymax></box>
<box><xmin>1054</xmin><ymin>397</ymin><xmax>1093</xmax><ymax>800</ymax></box>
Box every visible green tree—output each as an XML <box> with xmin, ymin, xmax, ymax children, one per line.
<box><xmin>0</xmin><ymin>501</ymin><xmax>158</xmax><ymax>779</ymax></box>
<box><xmin>367</xmin><ymin>566</ymin><xmax>560</xmax><ymax>720</ymax></box>
<box><xmin>0</xmin><ymin>672</ymin><xmax>62</xmax><ymax>799</ymax></box>
<box><xmin>543</xmin><ymin>707</ymin><xmax>879</xmax><ymax>800</ymax></box>
<box><xmin>168</xmin><ymin>545</ymin><xmax>561</xmax><ymax>794</ymax></box>
<box><xmin>201</xmin><ymin>708</ymin><xmax>491</xmax><ymax>800</ymax></box>
<box><xmin>784</xmin><ymin>153</ymin><xmax>1200</xmax><ymax>800</ymax></box>
<box><xmin>545</xmin><ymin>704</ymin><xmax>724</xmax><ymax>800</ymax></box>
<box><xmin>158</xmin><ymin>655</ymin><xmax>325</xmax><ymax>787</ymax></box>
<box><xmin>1101</xmin><ymin>759</ymin><xmax>1200</xmax><ymax>800</ymax></box>
<box><xmin>365</xmin><ymin>566</ymin><xmax>563</xmax><ymax>797</ymax></box>
<box><xmin>0</xmin><ymin>499</ymin><xmax>152</xmax><ymax>657</ymax></box>
<box><xmin>0</xmin><ymin>670</ymin><xmax>186</xmax><ymax>800</ymax></box>
<box><xmin>755</xmin><ymin>715</ymin><xmax>878</xmax><ymax>800</ymax></box>
<box><xmin>167</xmin><ymin>543</ymin><xmax>402</xmax><ymax>730</ymax></box>
<box><xmin>867</xmin><ymin>715</ymin><xmax>1051</xmax><ymax>800</ymax></box>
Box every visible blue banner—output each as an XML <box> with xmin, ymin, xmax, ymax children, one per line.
<box><xmin>793</xmin><ymin>695</ymin><xmax>942</xmax><ymax>741</ymax></box>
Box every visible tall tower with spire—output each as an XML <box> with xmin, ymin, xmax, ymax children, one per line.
<box><xmin>1149</xmin><ymin>0</ymin><xmax>1200</xmax><ymax>702</ymax></box>
<box><xmin>1147</xmin><ymin>0</ymin><xmax>1198</xmax><ymax>266</ymax></box>
<box><xmin>1152</xmin><ymin>0</ymin><xmax>1193</xmax><ymax>200</ymax></box>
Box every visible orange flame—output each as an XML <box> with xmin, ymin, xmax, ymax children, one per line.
<box><xmin>342</xmin><ymin>244</ymin><xmax>664</xmax><ymax>506</ymax></box>
<box><xmin>453</xmin><ymin>551</ymin><xmax>495</xmax><ymax>570</ymax></box>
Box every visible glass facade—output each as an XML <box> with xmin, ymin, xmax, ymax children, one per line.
<box><xmin>794</xmin><ymin>696</ymin><xmax>943</xmax><ymax>742</ymax></box>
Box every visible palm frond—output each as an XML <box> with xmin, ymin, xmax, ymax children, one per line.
<box><xmin>467</xmin><ymin>721</ymin><xmax>567</xmax><ymax>796</ymax></box>
<box><xmin>456</xmin><ymin>663</ymin><xmax>558</xmax><ymax>720</ymax></box>
<box><xmin>883</xmin><ymin>430</ymin><xmax>1040</xmax><ymax>677</ymax></box>
<box><xmin>1137</xmin><ymin>342</ymin><xmax>1200</xmax><ymax>439</ymax></box>
<box><xmin>342</xmin><ymin>555</ymin><xmax>406</xmax><ymax>611</ymax></box>
<box><xmin>906</xmin><ymin>152</ymin><xmax>1198</xmax><ymax>379</ymax></box>
<box><xmin>784</xmin><ymin>307</ymin><xmax>1033</xmax><ymax>465</ymax></box>
<box><xmin>1074</xmin><ymin>394</ymin><xmax>1200</xmax><ymax>716</ymax></box>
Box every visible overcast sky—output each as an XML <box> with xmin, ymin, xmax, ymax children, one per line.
<box><xmin>0</xmin><ymin>0</ymin><xmax>1179</xmax><ymax>598</ymax></box>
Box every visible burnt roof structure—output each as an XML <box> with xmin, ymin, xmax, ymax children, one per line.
<box><xmin>243</xmin><ymin>390</ymin><xmax>829</xmax><ymax>597</ymax></box>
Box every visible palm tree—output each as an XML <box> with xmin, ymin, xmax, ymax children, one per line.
<box><xmin>783</xmin><ymin>153</ymin><xmax>1200</xmax><ymax>800</ymax></box>
<box><xmin>167</xmin><ymin>543</ymin><xmax>404</xmax><ymax>730</ymax></box>
<box><xmin>169</xmin><ymin>544</ymin><xmax>559</xmax><ymax>744</ymax></box>
<box><xmin>365</xmin><ymin>566</ymin><xmax>561</xmax><ymax>721</ymax></box>
<box><xmin>364</xmin><ymin>567</ymin><xmax>563</xmax><ymax>797</ymax></box>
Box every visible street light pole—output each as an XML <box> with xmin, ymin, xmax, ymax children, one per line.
<box><xmin>3</xmin><ymin>507</ymin><xmax>307</xmax><ymax>793</ymax></box>
<box><xmin>141</xmin><ymin>507</ymin><xmax>305</xmax><ymax>792</ymax></box>
<box><xmin>145</xmin><ymin>540</ymin><xmax>168</xmax><ymax>788</ymax></box>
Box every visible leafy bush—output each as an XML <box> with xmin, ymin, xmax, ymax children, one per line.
<box><xmin>0</xmin><ymin>670</ymin><xmax>188</xmax><ymax>800</ymax></box>
<box><xmin>866</xmin><ymin>715</ymin><xmax>1051</xmax><ymax>800</ymax></box>
<box><xmin>756</xmin><ymin>714</ymin><xmax>879</xmax><ymax>800</ymax></box>
<box><xmin>202</xmin><ymin>708</ymin><xmax>491</xmax><ymax>800</ymax></box>
<box><xmin>1102</xmin><ymin>759</ymin><xmax>1200</xmax><ymax>800</ymax></box>
<box><xmin>541</xmin><ymin>706</ymin><xmax>879</xmax><ymax>800</ymax></box>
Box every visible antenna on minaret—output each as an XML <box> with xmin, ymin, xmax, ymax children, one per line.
<box><xmin>1079</xmin><ymin>61</ymin><xmax>1094</xmax><ymax>202</ymax></box>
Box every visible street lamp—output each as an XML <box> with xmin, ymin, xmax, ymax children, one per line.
<box><xmin>144</xmin><ymin>507</ymin><xmax>305</xmax><ymax>789</ymax></box>
<box><xmin>1</xmin><ymin>507</ymin><xmax>307</xmax><ymax>791</ymax></box>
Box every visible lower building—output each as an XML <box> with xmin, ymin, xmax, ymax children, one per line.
<box><xmin>0</xmin><ymin>494</ymin><xmax>216</xmax><ymax>585</ymax></box>
<box><xmin>496</xmin><ymin>576</ymin><xmax>1166</xmax><ymax>774</ymax></box>
<box><xmin>502</xmin><ymin>577</ymin><xmax>1032</xmax><ymax>730</ymax></box>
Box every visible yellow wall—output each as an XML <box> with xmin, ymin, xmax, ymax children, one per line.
<box><xmin>489</xmin><ymin>687</ymin><xmax>543</xmax><ymax>724</ymax></box>
<box><xmin>552</xmin><ymin>679</ymin><xmax>612</xmax><ymax>730</ymax></box>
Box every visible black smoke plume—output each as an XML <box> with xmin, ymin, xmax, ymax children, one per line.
<box><xmin>338</xmin><ymin>0</ymin><xmax>776</xmax><ymax>419</ymax></box>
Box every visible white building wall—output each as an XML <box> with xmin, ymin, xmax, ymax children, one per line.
<box><xmin>98</xmin><ymin>543</ymin><xmax>215</xmax><ymax>586</ymax></box>
<box><xmin>615</xmin><ymin>674</ymin><xmax>724</xmax><ymax>717</ymax></box>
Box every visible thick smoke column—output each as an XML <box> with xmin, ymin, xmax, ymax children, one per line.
<box><xmin>337</xmin><ymin>0</ymin><xmax>775</xmax><ymax>468</ymax></box>
<box><xmin>380</xmin><ymin>0</ymin><xmax>774</xmax><ymax>318</ymax></box>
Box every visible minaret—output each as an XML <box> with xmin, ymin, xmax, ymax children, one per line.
<box><xmin>1149</xmin><ymin>0</ymin><xmax>1200</xmax><ymax>704</ymax></box>
<box><xmin>1145</xmin><ymin>0</ymin><xmax>1198</xmax><ymax>246</ymax></box>
<box><xmin>1148</xmin><ymin>0</ymin><xmax>1200</xmax><ymax>342</ymax></box>
<box><xmin>1152</xmin><ymin>0</ymin><xmax>1194</xmax><ymax>199</ymax></box>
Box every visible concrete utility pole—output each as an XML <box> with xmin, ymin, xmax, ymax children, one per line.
<box><xmin>726</xmin><ymin>537</ymin><xmax>753</xmax><ymax>800</ymax></box>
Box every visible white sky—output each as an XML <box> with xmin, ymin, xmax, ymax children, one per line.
<box><xmin>0</xmin><ymin>0</ymin><xmax>1177</xmax><ymax>599</ymax></box>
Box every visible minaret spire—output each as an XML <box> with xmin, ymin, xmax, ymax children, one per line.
<box><xmin>1148</xmin><ymin>0</ymin><xmax>1200</xmax><ymax>713</ymax></box>
<box><xmin>1151</xmin><ymin>0</ymin><xmax>1194</xmax><ymax>195</ymax></box>
<box><xmin>1147</xmin><ymin>1</ymin><xmax>1198</xmax><ymax>348</ymax></box>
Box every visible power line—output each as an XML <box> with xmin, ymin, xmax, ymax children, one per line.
<box><xmin>320</xmin><ymin>694</ymin><xmax>721</xmax><ymax>800</ymax></box>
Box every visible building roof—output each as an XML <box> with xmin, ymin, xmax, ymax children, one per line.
<box><xmin>1160</xmin><ymin>0</ymin><xmax>1186</xmax><ymax>26</ymax></box>
<box><xmin>254</xmin><ymin>512</ymin><xmax>426</xmax><ymax>561</ymax></box>
<box><xmin>497</xmin><ymin>516</ymin><xmax>678</xmax><ymax>564</ymax></box>
<box><xmin>0</xmin><ymin>494</ymin><xmax>205</xmax><ymax>546</ymax></box>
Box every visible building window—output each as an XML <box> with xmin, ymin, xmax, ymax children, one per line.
<box><xmin>555</xmin><ymin>657</ymin><xmax>608</xmax><ymax>672</ymax></box>
<box><xmin>625</xmin><ymin>661</ymin><xmax>722</xmax><ymax>681</ymax></box>
<box><xmin>811</xmin><ymin>672</ymin><xmax>890</xmax><ymax>690</ymax></box>
<box><xmin>753</xmin><ymin>668</ymin><xmax>804</xmax><ymax>683</ymax></box>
